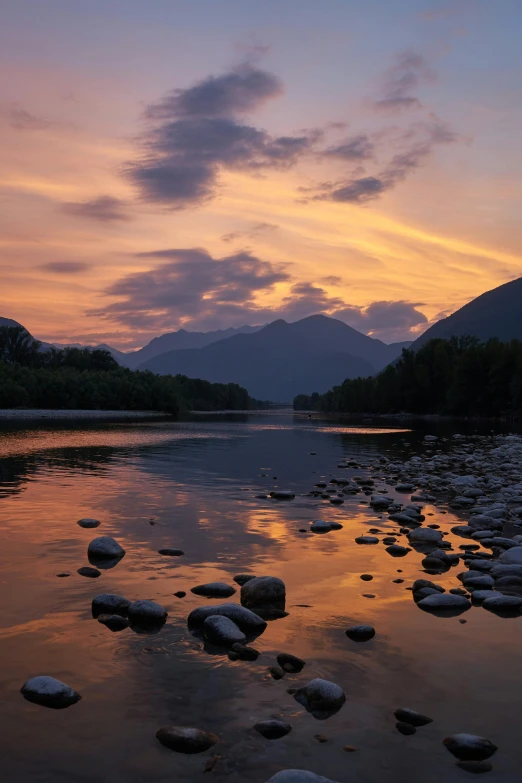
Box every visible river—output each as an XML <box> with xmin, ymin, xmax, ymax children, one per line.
<box><xmin>0</xmin><ymin>411</ymin><xmax>520</xmax><ymax>782</ymax></box>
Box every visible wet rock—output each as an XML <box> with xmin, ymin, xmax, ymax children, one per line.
<box><xmin>421</xmin><ymin>556</ymin><xmax>448</xmax><ymax>572</ymax></box>
<box><xmin>269</xmin><ymin>666</ymin><xmax>285</xmax><ymax>680</ymax></box>
<box><xmin>87</xmin><ymin>536</ymin><xmax>125</xmax><ymax>560</ymax></box>
<box><xmin>443</xmin><ymin>733</ymin><xmax>497</xmax><ymax>761</ymax></box>
<box><xmin>345</xmin><ymin>625</ymin><xmax>375</xmax><ymax>641</ymax></box>
<box><xmin>330</xmin><ymin>497</ymin><xmax>344</xmax><ymax>505</ymax></box>
<box><xmin>233</xmin><ymin>574</ymin><xmax>256</xmax><ymax>585</ymax></box>
<box><xmin>386</xmin><ymin>545</ymin><xmax>411</xmax><ymax>557</ymax></box>
<box><xmin>270</xmin><ymin>491</ymin><xmax>295</xmax><ymax>500</ymax></box>
<box><xmin>56</xmin><ymin>572</ymin><xmax>70</xmax><ymax>578</ymax></box>
<box><xmin>190</xmin><ymin>583</ymin><xmax>236</xmax><ymax>598</ymax></box>
<box><xmin>231</xmin><ymin>643</ymin><xmax>260</xmax><ymax>661</ymax></box>
<box><xmin>158</xmin><ymin>548</ymin><xmax>184</xmax><ymax>556</ymax></box>
<box><xmin>127</xmin><ymin>600</ymin><xmax>168</xmax><ymax>626</ymax></box>
<box><xmin>203</xmin><ymin>615</ymin><xmax>246</xmax><ymax>646</ymax></box>
<box><xmin>491</xmin><ymin>564</ymin><xmax>522</xmax><ymax>578</ymax></box>
<box><xmin>254</xmin><ymin>720</ymin><xmax>292</xmax><ymax>739</ymax></box>
<box><xmin>21</xmin><ymin>676</ymin><xmax>81</xmax><ymax>709</ymax></box>
<box><xmin>156</xmin><ymin>726</ymin><xmax>219</xmax><ymax>754</ymax></box>
<box><xmin>310</xmin><ymin>520</ymin><xmax>333</xmax><ymax>533</ymax></box>
<box><xmin>413</xmin><ymin>587</ymin><xmax>442</xmax><ymax>602</ymax></box>
<box><xmin>471</xmin><ymin>590</ymin><xmax>501</xmax><ymax>605</ymax></box>
<box><xmin>277</xmin><ymin>653</ymin><xmax>306</xmax><ymax>673</ymax></box>
<box><xmin>92</xmin><ymin>593</ymin><xmax>131</xmax><ymax>617</ymax></box>
<box><xmin>174</xmin><ymin>591</ymin><xmax>186</xmax><ymax>598</ymax></box>
<box><xmin>394</xmin><ymin>708</ymin><xmax>433</xmax><ymax>726</ymax></box>
<box><xmin>360</xmin><ymin>574</ymin><xmax>373</xmax><ymax>581</ymax></box>
<box><xmin>265</xmin><ymin>772</ymin><xmax>341</xmax><ymax>783</ymax></box>
<box><xmin>412</xmin><ymin>579</ymin><xmax>444</xmax><ymax>593</ymax></box>
<box><xmin>499</xmin><ymin>547</ymin><xmax>522</xmax><ymax>565</ymax></box>
<box><xmin>396</xmin><ymin>722</ymin><xmax>416</xmax><ymax>735</ymax></box>
<box><xmin>293</xmin><ymin>678</ymin><xmax>346</xmax><ymax>719</ymax></box>
<box><xmin>450</xmin><ymin>588</ymin><xmax>469</xmax><ymax>597</ymax></box>
<box><xmin>382</xmin><ymin>537</ymin><xmax>397</xmax><ymax>545</ymax></box>
<box><xmin>462</xmin><ymin>577</ymin><xmax>494</xmax><ymax>591</ymax></box>
<box><xmin>240</xmin><ymin>576</ymin><xmax>286</xmax><ymax>617</ymax></box>
<box><xmin>77</xmin><ymin>566</ymin><xmax>101</xmax><ymax>578</ymax></box>
<box><xmin>77</xmin><ymin>518</ymin><xmax>100</xmax><ymax>528</ymax></box>
<box><xmin>97</xmin><ymin>614</ymin><xmax>129</xmax><ymax>632</ymax></box>
<box><xmin>417</xmin><ymin>593</ymin><xmax>471</xmax><ymax>616</ymax></box>
<box><xmin>188</xmin><ymin>603</ymin><xmax>267</xmax><ymax>632</ymax></box>
<box><xmin>355</xmin><ymin>536</ymin><xmax>379</xmax><ymax>544</ymax></box>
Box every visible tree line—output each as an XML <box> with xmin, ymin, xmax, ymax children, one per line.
<box><xmin>0</xmin><ymin>326</ymin><xmax>252</xmax><ymax>413</ymax></box>
<box><xmin>293</xmin><ymin>336</ymin><xmax>522</xmax><ymax>417</ymax></box>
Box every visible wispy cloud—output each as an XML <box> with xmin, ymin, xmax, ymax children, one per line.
<box><xmin>61</xmin><ymin>196</ymin><xmax>130</xmax><ymax>222</ymax></box>
<box><xmin>39</xmin><ymin>261</ymin><xmax>91</xmax><ymax>274</ymax></box>
<box><xmin>371</xmin><ymin>50</ymin><xmax>436</xmax><ymax>112</ymax></box>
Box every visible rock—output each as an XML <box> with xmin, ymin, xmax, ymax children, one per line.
<box><xmin>253</xmin><ymin>720</ymin><xmax>292</xmax><ymax>739</ymax></box>
<box><xmin>87</xmin><ymin>536</ymin><xmax>125</xmax><ymax>560</ymax></box>
<box><xmin>386</xmin><ymin>545</ymin><xmax>411</xmax><ymax>557</ymax></box>
<box><xmin>77</xmin><ymin>566</ymin><xmax>101</xmax><ymax>578</ymax></box>
<box><xmin>269</xmin><ymin>666</ymin><xmax>285</xmax><ymax>680</ymax></box>
<box><xmin>462</xmin><ymin>577</ymin><xmax>494</xmax><ymax>591</ymax></box>
<box><xmin>499</xmin><ymin>547</ymin><xmax>522</xmax><ymax>565</ymax></box>
<box><xmin>231</xmin><ymin>643</ymin><xmax>260</xmax><ymax>661</ymax></box>
<box><xmin>190</xmin><ymin>583</ymin><xmax>236</xmax><ymax>598</ymax></box>
<box><xmin>293</xmin><ymin>678</ymin><xmax>346</xmax><ymax>719</ymax></box>
<box><xmin>345</xmin><ymin>625</ymin><xmax>375</xmax><ymax>642</ymax></box>
<box><xmin>158</xmin><ymin>548</ymin><xmax>184</xmax><ymax>556</ymax></box>
<box><xmin>240</xmin><ymin>576</ymin><xmax>286</xmax><ymax>616</ymax></box>
<box><xmin>407</xmin><ymin>528</ymin><xmax>443</xmax><ymax>545</ymax></box>
<box><xmin>396</xmin><ymin>722</ymin><xmax>416</xmax><ymax>735</ymax></box>
<box><xmin>174</xmin><ymin>591</ymin><xmax>186</xmax><ymax>598</ymax></box>
<box><xmin>233</xmin><ymin>574</ymin><xmax>256</xmax><ymax>585</ymax></box>
<box><xmin>360</xmin><ymin>574</ymin><xmax>373</xmax><ymax>581</ymax></box>
<box><xmin>20</xmin><ymin>676</ymin><xmax>81</xmax><ymax>709</ymax></box>
<box><xmin>456</xmin><ymin>761</ymin><xmax>493</xmax><ymax>773</ymax></box>
<box><xmin>156</xmin><ymin>726</ymin><xmax>219</xmax><ymax>754</ymax></box>
<box><xmin>417</xmin><ymin>593</ymin><xmax>471</xmax><ymax>616</ymax></box>
<box><xmin>203</xmin><ymin>615</ymin><xmax>246</xmax><ymax>646</ymax></box>
<box><xmin>481</xmin><ymin>595</ymin><xmax>522</xmax><ymax>616</ymax></box>
<box><xmin>310</xmin><ymin>520</ymin><xmax>333</xmax><ymax>533</ymax></box>
<box><xmin>443</xmin><ymin>733</ymin><xmax>498</xmax><ymax>761</ymax></box>
<box><xmin>77</xmin><ymin>518</ymin><xmax>100</xmax><ymax>528</ymax></box>
<box><xmin>270</xmin><ymin>491</ymin><xmax>295</xmax><ymax>500</ymax></box>
<box><xmin>127</xmin><ymin>600</ymin><xmax>168</xmax><ymax>625</ymax></box>
<box><xmin>265</xmin><ymin>772</ymin><xmax>341</xmax><ymax>783</ymax></box>
<box><xmin>412</xmin><ymin>579</ymin><xmax>444</xmax><ymax>593</ymax></box>
<box><xmin>413</xmin><ymin>587</ymin><xmax>442</xmax><ymax>602</ymax></box>
<box><xmin>471</xmin><ymin>590</ymin><xmax>500</xmax><ymax>604</ymax></box>
<box><xmin>277</xmin><ymin>653</ymin><xmax>306</xmax><ymax>673</ymax></box>
<box><xmin>355</xmin><ymin>536</ymin><xmax>379</xmax><ymax>544</ymax></box>
<box><xmin>394</xmin><ymin>708</ymin><xmax>433</xmax><ymax>727</ymax></box>
<box><xmin>422</xmin><ymin>556</ymin><xmax>448</xmax><ymax>572</ymax></box>
<box><xmin>188</xmin><ymin>603</ymin><xmax>267</xmax><ymax>632</ymax></box>
<box><xmin>97</xmin><ymin>614</ymin><xmax>130</xmax><ymax>632</ymax></box>
<box><xmin>56</xmin><ymin>572</ymin><xmax>70</xmax><ymax>577</ymax></box>
<box><xmin>491</xmin><ymin>564</ymin><xmax>522</xmax><ymax>578</ymax></box>
<box><xmin>92</xmin><ymin>593</ymin><xmax>130</xmax><ymax>617</ymax></box>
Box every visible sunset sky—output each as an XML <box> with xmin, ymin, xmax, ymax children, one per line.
<box><xmin>1</xmin><ymin>0</ymin><xmax>521</xmax><ymax>349</ymax></box>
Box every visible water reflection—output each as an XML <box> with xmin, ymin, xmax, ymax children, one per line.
<box><xmin>0</xmin><ymin>412</ymin><xmax>520</xmax><ymax>781</ymax></box>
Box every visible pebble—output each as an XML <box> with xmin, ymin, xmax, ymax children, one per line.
<box><xmin>174</xmin><ymin>591</ymin><xmax>186</xmax><ymax>598</ymax></box>
<box><xmin>355</xmin><ymin>536</ymin><xmax>379</xmax><ymax>544</ymax></box>
<box><xmin>77</xmin><ymin>566</ymin><xmax>101</xmax><ymax>578</ymax></box>
<box><xmin>156</xmin><ymin>726</ymin><xmax>219</xmax><ymax>754</ymax></box>
<box><xmin>20</xmin><ymin>676</ymin><xmax>81</xmax><ymax>709</ymax></box>
<box><xmin>386</xmin><ymin>545</ymin><xmax>411</xmax><ymax>557</ymax></box>
<box><xmin>360</xmin><ymin>574</ymin><xmax>373</xmax><ymax>581</ymax></box>
<box><xmin>158</xmin><ymin>548</ymin><xmax>184</xmax><ymax>556</ymax></box>
<box><xmin>188</xmin><ymin>603</ymin><xmax>267</xmax><ymax>633</ymax></box>
<box><xmin>253</xmin><ymin>720</ymin><xmax>292</xmax><ymax>739</ymax></box>
<box><xmin>77</xmin><ymin>518</ymin><xmax>100</xmax><ymax>528</ymax></box>
<box><xmin>240</xmin><ymin>576</ymin><xmax>286</xmax><ymax>616</ymax></box>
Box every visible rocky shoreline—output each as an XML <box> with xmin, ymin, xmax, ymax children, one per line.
<box><xmin>0</xmin><ymin>409</ymin><xmax>169</xmax><ymax>421</ymax></box>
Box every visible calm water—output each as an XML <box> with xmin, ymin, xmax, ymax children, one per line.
<box><xmin>0</xmin><ymin>411</ymin><xmax>520</xmax><ymax>782</ymax></box>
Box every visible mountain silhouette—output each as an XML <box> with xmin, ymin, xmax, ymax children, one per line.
<box><xmin>139</xmin><ymin>315</ymin><xmax>407</xmax><ymax>401</ymax></box>
<box><xmin>410</xmin><ymin>277</ymin><xmax>522</xmax><ymax>349</ymax></box>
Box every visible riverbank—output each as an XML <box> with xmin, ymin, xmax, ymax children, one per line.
<box><xmin>0</xmin><ymin>409</ymin><xmax>170</xmax><ymax>421</ymax></box>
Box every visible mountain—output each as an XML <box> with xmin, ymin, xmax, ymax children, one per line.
<box><xmin>0</xmin><ymin>317</ymin><xmax>28</xmax><ymax>331</ymax></box>
<box><xmin>138</xmin><ymin>315</ymin><xmax>397</xmax><ymax>401</ymax></box>
<box><xmin>410</xmin><ymin>277</ymin><xmax>522</xmax><ymax>349</ymax></box>
<box><xmin>123</xmin><ymin>325</ymin><xmax>262</xmax><ymax>368</ymax></box>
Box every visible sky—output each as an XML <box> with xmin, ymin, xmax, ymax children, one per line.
<box><xmin>1</xmin><ymin>0</ymin><xmax>521</xmax><ymax>349</ymax></box>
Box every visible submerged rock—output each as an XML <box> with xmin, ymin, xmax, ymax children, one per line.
<box><xmin>277</xmin><ymin>653</ymin><xmax>306</xmax><ymax>673</ymax></box>
<box><xmin>21</xmin><ymin>676</ymin><xmax>81</xmax><ymax>709</ymax></box>
<box><xmin>156</xmin><ymin>726</ymin><xmax>219</xmax><ymax>754</ymax></box>
<box><xmin>231</xmin><ymin>643</ymin><xmax>260</xmax><ymax>661</ymax></box>
<box><xmin>158</xmin><ymin>548</ymin><xmax>184</xmax><ymax>556</ymax></box>
<box><xmin>270</xmin><ymin>491</ymin><xmax>295</xmax><ymax>500</ymax></box>
<box><xmin>396</xmin><ymin>722</ymin><xmax>416</xmax><ymax>735</ymax></box>
<box><xmin>97</xmin><ymin>614</ymin><xmax>130</xmax><ymax>632</ymax></box>
<box><xmin>254</xmin><ymin>720</ymin><xmax>292</xmax><ymax>739</ymax></box>
<box><xmin>293</xmin><ymin>678</ymin><xmax>346</xmax><ymax>719</ymax></box>
<box><xmin>443</xmin><ymin>733</ymin><xmax>498</xmax><ymax>761</ymax></box>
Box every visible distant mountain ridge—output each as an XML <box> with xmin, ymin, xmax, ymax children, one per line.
<box><xmin>410</xmin><ymin>277</ymin><xmax>522</xmax><ymax>349</ymax></box>
<box><xmin>138</xmin><ymin>315</ymin><xmax>409</xmax><ymax>401</ymax></box>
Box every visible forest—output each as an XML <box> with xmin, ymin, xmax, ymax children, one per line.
<box><xmin>293</xmin><ymin>336</ymin><xmax>522</xmax><ymax>417</ymax></box>
<box><xmin>0</xmin><ymin>326</ymin><xmax>252</xmax><ymax>413</ymax></box>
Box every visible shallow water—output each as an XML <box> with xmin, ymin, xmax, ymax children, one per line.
<box><xmin>0</xmin><ymin>411</ymin><xmax>520</xmax><ymax>782</ymax></box>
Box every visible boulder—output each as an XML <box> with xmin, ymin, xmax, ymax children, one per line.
<box><xmin>203</xmin><ymin>615</ymin><xmax>246</xmax><ymax>646</ymax></box>
<box><xmin>127</xmin><ymin>600</ymin><xmax>168</xmax><ymax>625</ymax></box>
<box><xmin>293</xmin><ymin>678</ymin><xmax>346</xmax><ymax>719</ymax></box>
<box><xmin>240</xmin><ymin>576</ymin><xmax>286</xmax><ymax>616</ymax></box>
<box><xmin>87</xmin><ymin>536</ymin><xmax>125</xmax><ymax>560</ymax></box>
<box><xmin>92</xmin><ymin>594</ymin><xmax>130</xmax><ymax>617</ymax></box>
